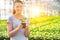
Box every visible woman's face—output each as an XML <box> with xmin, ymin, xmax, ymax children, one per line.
<box><xmin>14</xmin><ymin>2</ymin><xmax>23</xmax><ymax>13</ymax></box>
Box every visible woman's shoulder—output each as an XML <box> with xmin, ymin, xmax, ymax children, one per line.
<box><xmin>7</xmin><ymin>15</ymin><xmax>14</xmax><ymax>23</ymax></box>
<box><xmin>8</xmin><ymin>15</ymin><xmax>14</xmax><ymax>19</ymax></box>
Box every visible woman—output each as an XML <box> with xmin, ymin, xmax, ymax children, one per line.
<box><xmin>7</xmin><ymin>0</ymin><xmax>30</xmax><ymax>40</ymax></box>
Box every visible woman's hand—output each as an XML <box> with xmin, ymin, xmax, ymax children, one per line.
<box><xmin>25</xmin><ymin>25</ymin><xmax>29</xmax><ymax>30</ymax></box>
<box><xmin>7</xmin><ymin>23</ymin><xmax>23</xmax><ymax>37</ymax></box>
<box><xmin>17</xmin><ymin>24</ymin><xmax>23</xmax><ymax>30</ymax></box>
<box><xmin>24</xmin><ymin>24</ymin><xmax>30</xmax><ymax>37</ymax></box>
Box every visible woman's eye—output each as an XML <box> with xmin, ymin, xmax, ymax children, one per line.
<box><xmin>16</xmin><ymin>6</ymin><xmax>22</xmax><ymax>8</ymax></box>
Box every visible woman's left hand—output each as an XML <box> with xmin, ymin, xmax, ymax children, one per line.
<box><xmin>24</xmin><ymin>24</ymin><xmax>30</xmax><ymax>37</ymax></box>
<box><xmin>25</xmin><ymin>24</ymin><xmax>29</xmax><ymax>30</ymax></box>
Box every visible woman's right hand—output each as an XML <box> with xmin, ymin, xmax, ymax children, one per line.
<box><xmin>17</xmin><ymin>24</ymin><xmax>23</xmax><ymax>30</ymax></box>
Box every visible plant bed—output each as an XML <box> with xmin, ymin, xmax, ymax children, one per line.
<box><xmin>0</xmin><ymin>36</ymin><xmax>5</xmax><ymax>40</ymax></box>
<box><xmin>5</xmin><ymin>38</ymin><xmax>10</xmax><ymax>40</ymax></box>
<box><xmin>29</xmin><ymin>37</ymin><xmax>60</xmax><ymax>40</ymax></box>
<box><xmin>0</xmin><ymin>36</ymin><xmax>10</xmax><ymax>40</ymax></box>
<box><xmin>0</xmin><ymin>37</ymin><xmax>3</xmax><ymax>40</ymax></box>
<box><xmin>53</xmin><ymin>38</ymin><xmax>60</xmax><ymax>40</ymax></box>
<box><xmin>29</xmin><ymin>37</ymin><xmax>43</xmax><ymax>40</ymax></box>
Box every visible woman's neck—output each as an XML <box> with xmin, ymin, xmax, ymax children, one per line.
<box><xmin>14</xmin><ymin>13</ymin><xmax>23</xmax><ymax>19</ymax></box>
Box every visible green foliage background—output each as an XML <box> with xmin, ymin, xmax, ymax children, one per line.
<box><xmin>0</xmin><ymin>16</ymin><xmax>60</xmax><ymax>40</ymax></box>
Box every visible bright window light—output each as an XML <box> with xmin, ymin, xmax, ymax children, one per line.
<box><xmin>29</xmin><ymin>7</ymin><xmax>42</xmax><ymax>17</ymax></box>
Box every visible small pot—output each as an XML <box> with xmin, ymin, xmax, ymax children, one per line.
<box><xmin>22</xmin><ymin>23</ymin><xmax>26</xmax><ymax>28</ymax></box>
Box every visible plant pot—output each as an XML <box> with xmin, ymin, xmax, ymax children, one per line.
<box><xmin>22</xmin><ymin>23</ymin><xmax>26</xmax><ymax>28</ymax></box>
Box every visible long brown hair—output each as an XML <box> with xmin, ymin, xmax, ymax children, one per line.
<box><xmin>13</xmin><ymin>0</ymin><xmax>23</xmax><ymax>15</ymax></box>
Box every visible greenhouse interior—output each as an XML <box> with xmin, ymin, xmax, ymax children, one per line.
<box><xmin>0</xmin><ymin>0</ymin><xmax>60</xmax><ymax>40</ymax></box>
